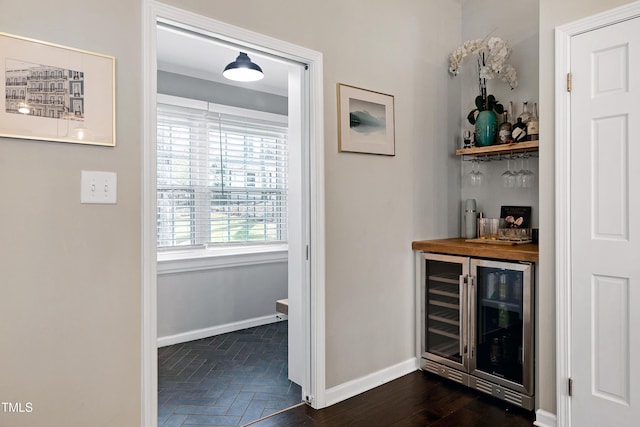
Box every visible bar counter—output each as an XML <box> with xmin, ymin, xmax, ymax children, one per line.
<box><xmin>412</xmin><ymin>238</ymin><xmax>538</xmax><ymax>263</ymax></box>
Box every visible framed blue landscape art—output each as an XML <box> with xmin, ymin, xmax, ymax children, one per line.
<box><xmin>337</xmin><ymin>83</ymin><xmax>395</xmax><ymax>156</ymax></box>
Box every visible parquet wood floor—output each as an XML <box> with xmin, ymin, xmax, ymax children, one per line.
<box><xmin>158</xmin><ymin>321</ymin><xmax>301</xmax><ymax>426</ymax></box>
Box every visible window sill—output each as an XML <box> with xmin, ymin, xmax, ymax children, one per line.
<box><xmin>157</xmin><ymin>244</ymin><xmax>288</xmax><ymax>274</ymax></box>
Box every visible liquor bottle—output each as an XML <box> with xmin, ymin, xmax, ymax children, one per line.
<box><xmin>486</xmin><ymin>272</ymin><xmax>497</xmax><ymax>299</ymax></box>
<box><xmin>501</xmin><ymin>333</ymin><xmax>512</xmax><ymax>363</ymax></box>
<box><xmin>527</xmin><ymin>102</ymin><xmax>539</xmax><ymax>141</ymax></box>
<box><xmin>497</xmin><ymin>102</ymin><xmax>512</xmax><ymax>144</ymax></box>
<box><xmin>519</xmin><ymin>101</ymin><xmax>531</xmax><ymax>123</ymax></box>
<box><xmin>498</xmin><ymin>303</ymin><xmax>509</xmax><ymax>328</ymax></box>
<box><xmin>511</xmin><ymin>117</ymin><xmax>527</xmax><ymax>142</ymax></box>
<box><xmin>490</xmin><ymin>337</ymin><xmax>501</xmax><ymax>365</ymax></box>
<box><xmin>498</xmin><ymin>273</ymin><xmax>508</xmax><ymax>300</ymax></box>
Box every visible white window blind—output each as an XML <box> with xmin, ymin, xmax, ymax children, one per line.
<box><xmin>157</xmin><ymin>100</ymin><xmax>288</xmax><ymax>249</ymax></box>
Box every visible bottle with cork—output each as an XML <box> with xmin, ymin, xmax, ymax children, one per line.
<box><xmin>498</xmin><ymin>101</ymin><xmax>513</xmax><ymax>144</ymax></box>
<box><xmin>527</xmin><ymin>102</ymin><xmax>539</xmax><ymax>141</ymax></box>
<box><xmin>511</xmin><ymin>101</ymin><xmax>529</xmax><ymax>142</ymax></box>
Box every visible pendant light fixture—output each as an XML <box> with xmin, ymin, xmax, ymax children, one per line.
<box><xmin>223</xmin><ymin>52</ymin><xmax>264</xmax><ymax>82</ymax></box>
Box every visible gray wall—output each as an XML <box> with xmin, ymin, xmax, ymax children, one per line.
<box><xmin>157</xmin><ymin>262</ymin><xmax>287</xmax><ymax>340</ymax></box>
<box><xmin>158</xmin><ymin>70</ymin><xmax>288</xmax><ymax>115</ymax></box>
<box><xmin>0</xmin><ymin>1</ymin><xmax>142</xmax><ymax>426</ymax></box>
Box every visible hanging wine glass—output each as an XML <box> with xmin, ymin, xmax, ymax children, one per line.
<box><xmin>501</xmin><ymin>156</ymin><xmax>516</xmax><ymax>188</ymax></box>
<box><xmin>516</xmin><ymin>155</ymin><xmax>527</xmax><ymax>188</ymax></box>
<box><xmin>467</xmin><ymin>159</ymin><xmax>483</xmax><ymax>186</ymax></box>
<box><xmin>474</xmin><ymin>160</ymin><xmax>484</xmax><ymax>186</ymax></box>
<box><xmin>521</xmin><ymin>155</ymin><xmax>535</xmax><ymax>188</ymax></box>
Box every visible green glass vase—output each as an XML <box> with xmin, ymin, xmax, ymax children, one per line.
<box><xmin>475</xmin><ymin>110</ymin><xmax>497</xmax><ymax>147</ymax></box>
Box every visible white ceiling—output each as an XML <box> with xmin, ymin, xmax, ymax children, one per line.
<box><xmin>156</xmin><ymin>24</ymin><xmax>290</xmax><ymax>97</ymax></box>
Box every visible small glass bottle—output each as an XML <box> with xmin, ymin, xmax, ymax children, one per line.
<box><xmin>498</xmin><ymin>102</ymin><xmax>513</xmax><ymax>144</ymax></box>
<box><xmin>519</xmin><ymin>101</ymin><xmax>531</xmax><ymax>123</ymax></box>
<box><xmin>527</xmin><ymin>102</ymin><xmax>539</xmax><ymax>141</ymax></box>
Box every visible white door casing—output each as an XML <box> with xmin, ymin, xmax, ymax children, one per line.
<box><xmin>556</xmin><ymin>3</ymin><xmax>640</xmax><ymax>426</ymax></box>
<box><xmin>287</xmin><ymin>63</ymin><xmax>308</xmax><ymax>388</ymax></box>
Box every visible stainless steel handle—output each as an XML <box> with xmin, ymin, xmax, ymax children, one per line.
<box><xmin>459</xmin><ymin>274</ymin><xmax>465</xmax><ymax>359</ymax></box>
<box><xmin>469</xmin><ymin>275</ymin><xmax>476</xmax><ymax>364</ymax></box>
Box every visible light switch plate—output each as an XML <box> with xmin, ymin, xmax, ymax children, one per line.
<box><xmin>80</xmin><ymin>170</ymin><xmax>117</xmax><ymax>204</ymax></box>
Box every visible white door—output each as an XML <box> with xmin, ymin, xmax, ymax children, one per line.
<box><xmin>287</xmin><ymin>63</ymin><xmax>309</xmax><ymax>389</ymax></box>
<box><xmin>570</xmin><ymin>16</ymin><xmax>640</xmax><ymax>426</ymax></box>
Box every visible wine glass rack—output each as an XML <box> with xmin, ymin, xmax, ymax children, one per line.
<box><xmin>456</xmin><ymin>140</ymin><xmax>538</xmax><ymax>160</ymax></box>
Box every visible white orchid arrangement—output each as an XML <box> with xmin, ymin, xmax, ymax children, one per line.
<box><xmin>448</xmin><ymin>37</ymin><xmax>518</xmax><ymax>124</ymax></box>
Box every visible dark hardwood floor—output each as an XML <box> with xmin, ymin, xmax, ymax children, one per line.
<box><xmin>248</xmin><ymin>371</ymin><xmax>535</xmax><ymax>427</ymax></box>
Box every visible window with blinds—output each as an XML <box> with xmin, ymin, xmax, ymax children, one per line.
<box><xmin>157</xmin><ymin>99</ymin><xmax>288</xmax><ymax>249</ymax></box>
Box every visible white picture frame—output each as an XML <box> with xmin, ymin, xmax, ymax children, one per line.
<box><xmin>337</xmin><ymin>83</ymin><xmax>395</xmax><ymax>156</ymax></box>
<box><xmin>0</xmin><ymin>32</ymin><xmax>115</xmax><ymax>146</ymax></box>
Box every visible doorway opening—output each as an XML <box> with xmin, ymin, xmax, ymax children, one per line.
<box><xmin>142</xmin><ymin>2</ymin><xmax>326</xmax><ymax>426</ymax></box>
<box><xmin>155</xmin><ymin>20</ymin><xmax>301</xmax><ymax>426</ymax></box>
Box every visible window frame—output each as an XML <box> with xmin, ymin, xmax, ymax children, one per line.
<box><xmin>156</xmin><ymin>94</ymin><xmax>289</xmax><ymax>260</ymax></box>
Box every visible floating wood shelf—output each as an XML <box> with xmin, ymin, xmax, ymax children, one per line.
<box><xmin>455</xmin><ymin>140</ymin><xmax>539</xmax><ymax>157</ymax></box>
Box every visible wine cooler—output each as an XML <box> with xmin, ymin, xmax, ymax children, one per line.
<box><xmin>417</xmin><ymin>253</ymin><xmax>534</xmax><ymax>410</ymax></box>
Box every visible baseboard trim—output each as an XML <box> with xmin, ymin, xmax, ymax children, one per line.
<box><xmin>324</xmin><ymin>357</ymin><xmax>419</xmax><ymax>407</ymax></box>
<box><xmin>534</xmin><ymin>409</ymin><xmax>557</xmax><ymax>427</ymax></box>
<box><xmin>157</xmin><ymin>314</ymin><xmax>283</xmax><ymax>347</ymax></box>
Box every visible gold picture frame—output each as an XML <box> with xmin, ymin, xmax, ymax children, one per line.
<box><xmin>0</xmin><ymin>32</ymin><xmax>115</xmax><ymax>146</ymax></box>
<box><xmin>337</xmin><ymin>83</ymin><xmax>395</xmax><ymax>156</ymax></box>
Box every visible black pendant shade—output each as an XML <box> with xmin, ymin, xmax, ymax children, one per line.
<box><xmin>223</xmin><ymin>52</ymin><xmax>264</xmax><ymax>82</ymax></box>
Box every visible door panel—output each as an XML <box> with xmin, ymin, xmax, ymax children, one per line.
<box><xmin>469</xmin><ymin>259</ymin><xmax>533</xmax><ymax>395</ymax></box>
<box><xmin>421</xmin><ymin>253</ymin><xmax>469</xmax><ymax>371</ymax></box>
<box><xmin>592</xmin><ymin>114</ymin><xmax>628</xmax><ymax>240</ymax></box>
<box><xmin>592</xmin><ymin>274</ymin><xmax>630</xmax><ymax>405</ymax></box>
<box><xmin>570</xmin><ymin>16</ymin><xmax>640</xmax><ymax>426</ymax></box>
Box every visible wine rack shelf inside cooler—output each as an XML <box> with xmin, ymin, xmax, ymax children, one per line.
<box><xmin>429</xmin><ymin>340</ymin><xmax>460</xmax><ymax>358</ymax></box>
<box><xmin>427</xmin><ymin>268</ymin><xmax>461</xmax><ymax>356</ymax></box>
<box><xmin>481</xmin><ymin>298</ymin><xmax>522</xmax><ymax>316</ymax></box>
<box><xmin>428</xmin><ymin>273</ymin><xmax>459</xmax><ymax>284</ymax></box>
<box><xmin>428</xmin><ymin>322</ymin><xmax>459</xmax><ymax>340</ymax></box>
<box><xmin>429</xmin><ymin>308</ymin><xmax>460</xmax><ymax>326</ymax></box>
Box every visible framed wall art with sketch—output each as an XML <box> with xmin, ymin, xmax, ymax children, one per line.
<box><xmin>0</xmin><ymin>32</ymin><xmax>115</xmax><ymax>146</ymax></box>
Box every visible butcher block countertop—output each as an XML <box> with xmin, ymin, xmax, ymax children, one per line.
<box><xmin>412</xmin><ymin>238</ymin><xmax>539</xmax><ymax>263</ymax></box>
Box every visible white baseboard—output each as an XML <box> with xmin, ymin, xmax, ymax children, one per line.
<box><xmin>157</xmin><ymin>314</ymin><xmax>283</xmax><ymax>347</ymax></box>
<box><xmin>324</xmin><ymin>357</ymin><xmax>419</xmax><ymax>407</ymax></box>
<box><xmin>534</xmin><ymin>409</ymin><xmax>557</xmax><ymax>427</ymax></box>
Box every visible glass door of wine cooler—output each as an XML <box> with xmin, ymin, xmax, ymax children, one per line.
<box><xmin>421</xmin><ymin>253</ymin><xmax>469</xmax><ymax>371</ymax></box>
<box><xmin>469</xmin><ymin>259</ymin><xmax>534</xmax><ymax>394</ymax></box>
